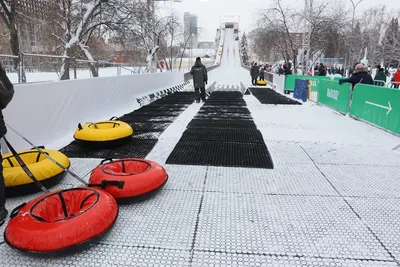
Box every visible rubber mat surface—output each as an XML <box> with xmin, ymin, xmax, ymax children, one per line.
<box><xmin>166</xmin><ymin>90</ymin><xmax>274</xmax><ymax>169</ymax></box>
<box><xmin>166</xmin><ymin>141</ymin><xmax>273</xmax><ymax>168</ymax></box>
<box><xmin>180</xmin><ymin>128</ymin><xmax>265</xmax><ymax>143</ymax></box>
<box><xmin>199</xmin><ymin>107</ymin><xmax>251</xmax><ymax>114</ymax></box>
<box><xmin>194</xmin><ymin>112</ymin><xmax>253</xmax><ymax>120</ymax></box>
<box><xmin>187</xmin><ymin>119</ymin><xmax>257</xmax><ymax>129</ymax></box>
<box><xmin>60</xmin><ymin>92</ymin><xmax>195</xmax><ymax>159</ymax></box>
<box><xmin>249</xmin><ymin>87</ymin><xmax>302</xmax><ymax>105</ymax></box>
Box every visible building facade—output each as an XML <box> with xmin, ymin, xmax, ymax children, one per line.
<box><xmin>184</xmin><ymin>12</ymin><xmax>198</xmax><ymax>49</ymax></box>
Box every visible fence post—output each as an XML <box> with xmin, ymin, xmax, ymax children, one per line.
<box><xmin>96</xmin><ymin>60</ymin><xmax>99</xmax><ymax>77</ymax></box>
<box><xmin>18</xmin><ymin>53</ymin><xmax>26</xmax><ymax>83</ymax></box>
<box><xmin>73</xmin><ymin>58</ymin><xmax>77</xmax><ymax>79</ymax></box>
<box><xmin>117</xmin><ymin>64</ymin><xmax>121</xmax><ymax>76</ymax></box>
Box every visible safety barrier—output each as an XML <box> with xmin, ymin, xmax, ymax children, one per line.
<box><xmin>318</xmin><ymin>80</ymin><xmax>352</xmax><ymax>114</ymax></box>
<box><xmin>4</xmin><ymin>71</ymin><xmax>184</xmax><ymax>151</ymax></box>
<box><xmin>350</xmin><ymin>84</ymin><xmax>400</xmax><ymax>135</ymax></box>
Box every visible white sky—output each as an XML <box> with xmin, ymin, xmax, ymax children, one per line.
<box><xmin>158</xmin><ymin>0</ymin><xmax>400</xmax><ymax>40</ymax></box>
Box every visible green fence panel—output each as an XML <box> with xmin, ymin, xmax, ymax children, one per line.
<box><xmin>284</xmin><ymin>75</ymin><xmax>301</xmax><ymax>91</ymax></box>
<box><xmin>306</xmin><ymin>76</ymin><xmax>331</xmax><ymax>92</ymax></box>
<box><xmin>318</xmin><ymin>80</ymin><xmax>351</xmax><ymax>114</ymax></box>
<box><xmin>350</xmin><ymin>84</ymin><xmax>400</xmax><ymax>135</ymax></box>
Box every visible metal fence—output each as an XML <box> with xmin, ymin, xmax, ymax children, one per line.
<box><xmin>0</xmin><ymin>53</ymin><xmax>150</xmax><ymax>84</ymax></box>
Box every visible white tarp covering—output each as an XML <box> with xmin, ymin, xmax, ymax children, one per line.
<box><xmin>3</xmin><ymin>72</ymin><xmax>183</xmax><ymax>150</ymax></box>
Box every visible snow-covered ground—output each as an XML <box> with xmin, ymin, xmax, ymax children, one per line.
<box><xmin>1</xmin><ymin>29</ymin><xmax>400</xmax><ymax>266</ymax></box>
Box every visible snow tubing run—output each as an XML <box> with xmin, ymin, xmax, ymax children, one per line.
<box><xmin>74</xmin><ymin>118</ymin><xmax>133</xmax><ymax>148</ymax></box>
<box><xmin>89</xmin><ymin>158</ymin><xmax>168</xmax><ymax>200</ymax></box>
<box><xmin>256</xmin><ymin>80</ymin><xmax>267</xmax><ymax>86</ymax></box>
<box><xmin>2</xmin><ymin>149</ymin><xmax>70</xmax><ymax>196</ymax></box>
<box><xmin>4</xmin><ymin>187</ymin><xmax>118</xmax><ymax>253</ymax></box>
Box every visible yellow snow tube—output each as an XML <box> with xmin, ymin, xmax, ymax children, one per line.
<box><xmin>74</xmin><ymin>120</ymin><xmax>133</xmax><ymax>148</ymax></box>
<box><xmin>2</xmin><ymin>149</ymin><xmax>70</xmax><ymax>196</ymax></box>
<box><xmin>257</xmin><ymin>80</ymin><xmax>267</xmax><ymax>86</ymax></box>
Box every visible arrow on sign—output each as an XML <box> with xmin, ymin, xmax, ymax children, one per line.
<box><xmin>365</xmin><ymin>101</ymin><xmax>392</xmax><ymax>115</ymax></box>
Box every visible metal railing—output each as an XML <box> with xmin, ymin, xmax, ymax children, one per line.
<box><xmin>0</xmin><ymin>52</ymin><xmax>149</xmax><ymax>84</ymax></box>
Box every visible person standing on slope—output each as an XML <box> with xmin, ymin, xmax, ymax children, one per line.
<box><xmin>0</xmin><ymin>62</ymin><xmax>14</xmax><ymax>226</ymax></box>
<box><xmin>250</xmin><ymin>63</ymin><xmax>259</xmax><ymax>85</ymax></box>
<box><xmin>190</xmin><ymin>57</ymin><xmax>208</xmax><ymax>103</ymax></box>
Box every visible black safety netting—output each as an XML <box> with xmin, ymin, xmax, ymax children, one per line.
<box><xmin>165</xmin><ymin>91</ymin><xmax>274</xmax><ymax>169</ymax></box>
<box><xmin>60</xmin><ymin>92</ymin><xmax>195</xmax><ymax>159</ymax></box>
<box><xmin>249</xmin><ymin>88</ymin><xmax>301</xmax><ymax>105</ymax></box>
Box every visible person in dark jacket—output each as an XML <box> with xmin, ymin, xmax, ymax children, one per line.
<box><xmin>0</xmin><ymin>62</ymin><xmax>12</xmax><ymax>226</ymax></box>
<box><xmin>190</xmin><ymin>57</ymin><xmax>208</xmax><ymax>103</ymax></box>
<box><xmin>374</xmin><ymin>66</ymin><xmax>386</xmax><ymax>86</ymax></box>
<box><xmin>283</xmin><ymin>62</ymin><xmax>292</xmax><ymax>75</ymax></box>
<box><xmin>318</xmin><ymin>63</ymin><xmax>326</xmax><ymax>76</ymax></box>
<box><xmin>339</xmin><ymin>63</ymin><xmax>373</xmax><ymax>89</ymax></box>
<box><xmin>250</xmin><ymin>63</ymin><xmax>259</xmax><ymax>85</ymax></box>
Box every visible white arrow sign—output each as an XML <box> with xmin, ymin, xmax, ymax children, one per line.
<box><xmin>365</xmin><ymin>101</ymin><xmax>392</xmax><ymax>115</ymax></box>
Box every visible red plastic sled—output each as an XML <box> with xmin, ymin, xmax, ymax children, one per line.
<box><xmin>89</xmin><ymin>158</ymin><xmax>168</xmax><ymax>200</ymax></box>
<box><xmin>4</xmin><ymin>187</ymin><xmax>118</xmax><ymax>253</ymax></box>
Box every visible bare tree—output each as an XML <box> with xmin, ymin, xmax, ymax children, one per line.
<box><xmin>53</xmin><ymin>0</ymin><xmax>133</xmax><ymax>80</ymax></box>
<box><xmin>0</xmin><ymin>1</ymin><xmax>20</xmax><ymax>68</ymax></box>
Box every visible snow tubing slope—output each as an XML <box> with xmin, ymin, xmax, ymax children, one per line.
<box><xmin>90</xmin><ymin>158</ymin><xmax>168</xmax><ymax>200</ymax></box>
<box><xmin>74</xmin><ymin>119</ymin><xmax>133</xmax><ymax>148</ymax></box>
<box><xmin>4</xmin><ymin>187</ymin><xmax>118</xmax><ymax>253</ymax></box>
<box><xmin>3</xmin><ymin>149</ymin><xmax>70</xmax><ymax>197</ymax></box>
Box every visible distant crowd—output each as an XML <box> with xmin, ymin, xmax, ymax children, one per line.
<box><xmin>247</xmin><ymin>60</ymin><xmax>400</xmax><ymax>88</ymax></box>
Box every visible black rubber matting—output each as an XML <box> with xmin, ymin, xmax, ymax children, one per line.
<box><xmin>60</xmin><ymin>138</ymin><xmax>158</xmax><ymax>159</ymax></box>
<box><xmin>205</xmin><ymin>100</ymin><xmax>246</xmax><ymax>105</ymax></box>
<box><xmin>209</xmin><ymin>91</ymin><xmax>243</xmax><ymax>97</ymax></box>
<box><xmin>187</xmin><ymin>119</ymin><xmax>257</xmax><ymax>129</ymax></box>
<box><xmin>194</xmin><ymin>113</ymin><xmax>253</xmax><ymax>120</ymax></box>
<box><xmin>165</xmin><ymin>91</ymin><xmax>274</xmax><ymax>168</ymax></box>
<box><xmin>249</xmin><ymin>88</ymin><xmax>301</xmax><ymax>105</ymax></box>
<box><xmin>198</xmin><ymin>108</ymin><xmax>251</xmax><ymax>114</ymax></box>
<box><xmin>136</xmin><ymin>106</ymin><xmax>187</xmax><ymax>112</ymax></box>
<box><xmin>165</xmin><ymin>141</ymin><xmax>273</xmax><ymax>168</ymax></box>
<box><xmin>119</xmin><ymin>115</ymin><xmax>177</xmax><ymax>123</ymax></box>
<box><xmin>180</xmin><ymin>128</ymin><xmax>265</xmax><ymax>143</ymax></box>
<box><xmin>128</xmin><ymin>110</ymin><xmax>183</xmax><ymax>117</ymax></box>
<box><xmin>60</xmin><ymin>91</ymin><xmax>195</xmax><ymax>159</ymax></box>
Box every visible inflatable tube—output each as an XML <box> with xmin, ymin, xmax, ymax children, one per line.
<box><xmin>74</xmin><ymin>118</ymin><xmax>133</xmax><ymax>148</ymax></box>
<box><xmin>2</xmin><ymin>149</ymin><xmax>70</xmax><ymax>197</ymax></box>
<box><xmin>256</xmin><ymin>80</ymin><xmax>267</xmax><ymax>86</ymax></box>
<box><xmin>89</xmin><ymin>158</ymin><xmax>168</xmax><ymax>201</ymax></box>
<box><xmin>4</xmin><ymin>187</ymin><xmax>118</xmax><ymax>254</ymax></box>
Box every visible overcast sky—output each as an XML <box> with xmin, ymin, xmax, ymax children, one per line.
<box><xmin>158</xmin><ymin>0</ymin><xmax>400</xmax><ymax>40</ymax></box>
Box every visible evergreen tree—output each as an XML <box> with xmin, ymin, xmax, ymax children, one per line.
<box><xmin>241</xmin><ymin>32</ymin><xmax>249</xmax><ymax>64</ymax></box>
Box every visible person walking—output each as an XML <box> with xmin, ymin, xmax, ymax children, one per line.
<box><xmin>190</xmin><ymin>57</ymin><xmax>208</xmax><ymax>103</ymax></box>
<box><xmin>250</xmin><ymin>63</ymin><xmax>259</xmax><ymax>85</ymax></box>
<box><xmin>0</xmin><ymin>62</ymin><xmax>14</xmax><ymax>226</ymax></box>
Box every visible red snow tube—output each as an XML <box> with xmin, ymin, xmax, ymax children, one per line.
<box><xmin>89</xmin><ymin>158</ymin><xmax>168</xmax><ymax>200</ymax></box>
<box><xmin>4</xmin><ymin>187</ymin><xmax>118</xmax><ymax>253</ymax></box>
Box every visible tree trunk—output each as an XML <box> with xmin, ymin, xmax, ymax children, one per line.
<box><xmin>88</xmin><ymin>62</ymin><xmax>98</xmax><ymax>77</ymax></box>
<box><xmin>9</xmin><ymin>25</ymin><xmax>20</xmax><ymax>70</ymax></box>
<box><xmin>60</xmin><ymin>48</ymin><xmax>72</xmax><ymax>80</ymax></box>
